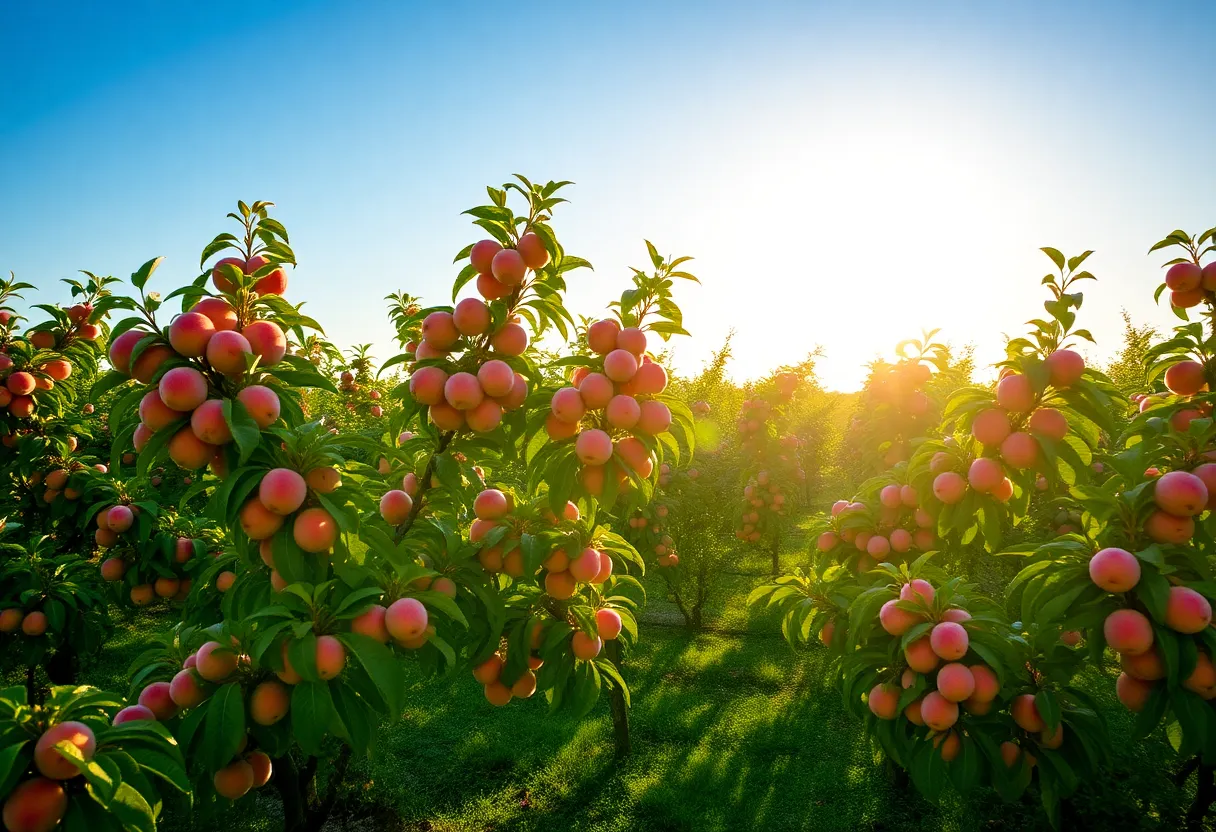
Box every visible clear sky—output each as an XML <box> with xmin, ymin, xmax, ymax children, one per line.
<box><xmin>2</xmin><ymin>1</ymin><xmax>1214</xmax><ymax>391</ymax></box>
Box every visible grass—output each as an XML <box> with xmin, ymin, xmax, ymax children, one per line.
<box><xmin>70</xmin><ymin>520</ymin><xmax>1199</xmax><ymax>831</ymax></box>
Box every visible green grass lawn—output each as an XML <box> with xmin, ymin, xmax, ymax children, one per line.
<box><xmin>72</xmin><ymin>523</ymin><xmax>1198</xmax><ymax>831</ymax></box>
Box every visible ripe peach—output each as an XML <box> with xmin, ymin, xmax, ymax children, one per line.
<box><xmin>422</xmin><ymin>311</ymin><xmax>460</xmax><ymax>350</ymax></box>
<box><xmin>942</xmin><ymin>608</ymin><xmax>972</xmax><ymax>624</ymax></box>
<box><xmin>2</xmin><ymin>777</ymin><xmax>67</xmax><ymax>832</ymax></box>
<box><xmin>600</xmin><ymin>394</ymin><xmax>639</xmax><ymax>429</ymax></box>
<box><xmin>214</xmin><ymin>759</ymin><xmax>255</xmax><ymax>800</ymax></box>
<box><xmin>259</xmin><ymin>468</ymin><xmax>307</xmax><ymax>516</ymax></box>
<box><xmin>936</xmin><ymin>663</ymin><xmax>975</xmax><ymax>703</ymax></box>
<box><xmin>108</xmin><ymin>330</ymin><xmax>147</xmax><ymax>374</ymax></box>
<box><xmin>967</xmin><ymin>457</ymin><xmax>1003</xmax><ymax>493</ymax></box>
<box><xmin>867</xmin><ymin>683</ymin><xmax>900</xmax><ymax>720</ymax></box>
<box><xmin>249</xmin><ymin>680</ymin><xmax>290</xmax><ymax>726</ymax></box>
<box><xmin>615</xmin><ymin>437</ymin><xmax>654</xmax><ymax>476</ymax></box>
<box><xmin>470</xmin><ymin>239</ymin><xmax>503</xmax><ymax>274</ymax></box>
<box><xmin>189</xmin><ymin>399</ymin><xmax>232</xmax><ymax>445</ymax></box>
<box><xmin>637</xmin><ymin>400</ymin><xmax>672</xmax><ymax>435</ymax></box>
<box><xmin>452</xmin><ymin>298</ymin><xmax>492</xmax><ymax>338</ymax></box>
<box><xmin>474</xmin><ymin>489</ymin><xmax>510</xmax><ymax>520</ymax></box>
<box><xmin>476</xmin><ymin>271</ymin><xmax>510</xmax><ymax>300</ymax></box>
<box><xmin>900</xmin><ymin>579</ymin><xmax>935</xmax><ymax>605</ymax></box>
<box><xmin>491</xmin><ymin>248</ymin><xmax>527</xmax><ymax>285</ymax></box>
<box><xmin>551</xmin><ymin>387</ymin><xmax>586</xmax><ymax>422</ymax></box>
<box><xmin>244</xmin><ymin>254</ymin><xmax>288</xmax><ymax>296</ymax></box>
<box><xmin>1121</xmin><ymin>648</ymin><xmax>1165</xmax><ymax>681</ymax></box>
<box><xmin>294</xmin><ymin>508</ymin><xmax>337</xmax><ymax>553</ymax></box>
<box><xmin>573</xmin><ymin>372</ymin><xmax>612</xmax><ymax>410</ymax></box>
<box><xmin>34</xmin><ymin>721</ymin><xmax>95</xmax><ymax>779</ymax></box>
<box><xmin>516</xmin><ymin>232</ymin><xmax>550</xmax><ymax>270</ymax></box>
<box><xmin>168</xmin><ymin>669</ymin><xmax>207</xmax><ymax>709</ymax></box>
<box><xmin>1045</xmin><ymin>349</ymin><xmax>1085</xmax><ymax>387</ymax></box>
<box><xmin>379</xmin><ymin>490</ymin><xmax>413</xmax><ymax>525</ymax></box>
<box><xmin>414</xmin><ymin>341</ymin><xmax>448</xmax><ymax>361</ymax></box>
<box><xmin>499</xmin><ymin>372</ymin><xmax>528</xmax><ymax>410</ymax></box>
<box><xmin>1165</xmin><ymin>586</ymin><xmax>1212</xmax><ymax>633</ymax></box>
<box><xmin>905</xmin><ymin>635</ymin><xmax>940</xmax><ymax>673</ymax></box>
<box><xmin>168</xmin><ymin>312</ymin><xmax>216</xmax><ymax>357</ymax></box>
<box><xmin>1204</xmin><ymin>262</ymin><xmax>1216</xmax><ymax>292</ymax></box>
<box><xmin>239</xmin><ymin>498</ymin><xmax>284</xmax><ymax>540</ymax></box>
<box><xmin>633</xmin><ymin>362</ymin><xmax>668</xmax><ymax>394</ymax></box>
<box><xmin>5</xmin><ymin>371</ymin><xmax>35</xmax><ymax>396</ymax></box>
<box><xmin>409</xmin><ymin>365</ymin><xmax>448</xmax><ymax>406</ymax></box>
<box><xmin>571</xmin><ymin>631</ymin><xmax>602</xmax><ymax>660</ymax></box>
<box><xmin>569</xmin><ymin>548</ymin><xmax>602</xmax><ymax>582</ymax></box>
<box><xmin>596</xmin><ymin>608</ymin><xmax>623</xmax><ymax>640</ymax></box>
<box><xmin>1116</xmin><ymin>672</ymin><xmax>1154</xmax><ymax>712</ymax></box>
<box><xmin>999</xmin><ymin>432</ymin><xmax>1038</xmax><ymax>469</ymax></box>
<box><xmin>129</xmin><ymin>585</ymin><xmax>155</xmax><ymax>606</ymax></box>
<box><xmin>490</xmin><ymin>322</ymin><xmax>528</xmax><ymax>356</ymax></box>
<box><xmin>138</xmin><ymin>681</ymin><xmax>179</xmax><ymax>720</ymax></box>
<box><xmin>430</xmin><ymin>401</ymin><xmax>465</xmax><ymax>431</ymax></box>
<box><xmin>484</xmin><ymin>681</ymin><xmax>513</xmax><ymax>706</ymax></box>
<box><xmin>544</xmin><ymin>569</ymin><xmax>577</xmax><ymax>600</ymax></box>
<box><xmin>616</xmin><ymin>327</ymin><xmax>647</xmax><ymax>356</ymax></box>
<box><xmin>996</xmin><ymin>373</ymin><xmax>1035</xmax><ymax>412</ymax></box>
<box><xmin>933</xmin><ymin>471</ymin><xmax>966</xmax><ymax>504</ymax></box>
<box><xmin>920</xmin><ymin>691</ymin><xmax>958</xmax><ymax>731</ymax></box>
<box><xmin>131</xmin><ymin>343</ymin><xmax>174</xmax><ymax>384</ymax></box>
<box><xmin>1088</xmin><ymin>547</ymin><xmax>1140</xmax><ymax>592</ymax></box>
<box><xmin>113</xmin><ymin>705</ymin><xmax>156</xmax><ymax>725</ymax></box>
<box><xmin>350</xmin><ymin>604</ymin><xmax>390</xmax><ymax>643</ymax></box>
<box><xmin>879</xmin><ymin>600</ymin><xmax>921</xmax><ymax>636</ymax></box>
<box><xmin>196</xmin><ymin>641</ymin><xmax>238</xmax><ymax>682</ymax></box>
<box><xmin>168</xmin><ymin>428</ymin><xmax>215</xmax><ymax>470</ymax></box>
<box><xmin>1166</xmin><ymin>262</ymin><xmax>1203</xmax><ymax>291</ymax></box>
<box><xmin>315</xmin><ymin>634</ymin><xmax>346</xmax><ymax>680</ymax></box>
<box><xmin>243</xmin><ymin>320</ymin><xmax>286</xmax><ymax>366</ymax></box>
<box><xmin>1011</xmin><ymin>693</ymin><xmax>1044</xmax><ymax>732</ymax></box>
<box><xmin>154</xmin><ymin>576</ymin><xmax>181</xmax><ymax>598</ymax></box>
<box><xmin>587</xmin><ymin>319</ymin><xmax>620</xmax><ymax>354</ymax></box>
<box><xmin>211</xmin><ymin>255</ymin><xmax>245</xmax><ymax>292</ymax></box>
<box><xmin>575</xmin><ymin>429</ymin><xmax>613</xmax><ymax>465</ymax></box>
<box><xmin>477</xmin><ymin>360</ymin><xmax>514</xmax><ymax>398</ymax></box>
<box><xmin>1028</xmin><ymin>407</ymin><xmax>1068</xmax><ymax>441</ymax></box>
<box><xmin>603</xmin><ymin>349</ymin><xmax>638</xmax><ymax>383</ymax></box>
<box><xmin>1165</xmin><ymin>360</ymin><xmax>1206</xmax><ymax>395</ymax></box>
<box><xmin>1154</xmin><ymin>470</ymin><xmax>1208</xmax><ymax>516</ymax></box>
<box><xmin>969</xmin><ymin>664</ymin><xmax>999</xmax><ymax>702</ymax></box>
<box><xmin>1184</xmin><ymin>653</ymin><xmax>1216</xmax><ymax>698</ymax></box>
<box><xmin>107</xmin><ymin>504</ymin><xmax>134</xmax><ymax>532</ymax></box>
<box><xmin>1104</xmin><ymin>609</ymin><xmax>1154</xmax><ymax>655</ymax></box>
<box><xmin>386</xmin><ymin>597</ymin><xmax>428</xmax><ymax>643</ymax></box>
<box><xmin>867</xmin><ymin>535</ymin><xmax>890</xmax><ymax>558</ymax></box>
<box><xmin>1144</xmin><ymin>510</ymin><xmax>1194</xmax><ymax>544</ymax></box>
<box><xmin>247</xmin><ymin>751</ymin><xmax>273</xmax><ymax>788</ymax></box>
<box><xmin>190</xmin><ymin>296</ymin><xmax>238</xmax><ymax>332</ymax></box>
<box><xmin>157</xmin><ymin>367</ymin><xmax>207</xmax><ymax>413</ymax></box>
<box><xmin>237</xmin><ymin>384</ymin><xmax>281</xmax><ymax>428</ymax></box>
<box><xmin>930</xmin><ymin>621</ymin><xmax>969</xmax><ymax>660</ymax></box>
<box><xmin>206</xmin><ymin>330</ymin><xmax>252</xmax><ymax>375</ymax></box>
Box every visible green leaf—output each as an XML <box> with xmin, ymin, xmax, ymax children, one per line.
<box><xmin>338</xmin><ymin>633</ymin><xmax>406</xmax><ymax>717</ymax></box>
<box><xmin>223</xmin><ymin>398</ymin><xmax>262</xmax><ymax>464</ymax></box>
<box><xmin>203</xmin><ymin>682</ymin><xmax>246</xmax><ymax>772</ymax></box>
<box><xmin>290</xmin><ymin>682</ymin><xmax>335</xmax><ymax>755</ymax></box>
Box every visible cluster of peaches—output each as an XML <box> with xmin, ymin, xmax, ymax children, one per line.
<box><xmin>867</xmin><ymin>579</ymin><xmax>1045</xmax><ymax>762</ymax></box>
<box><xmin>0</xmin><ymin>301</ymin><xmax>102</xmax><ymax>421</ymax></box>
<box><xmin>551</xmin><ymin>320</ymin><xmax>672</xmax><ymax>496</ymax></box>
<box><xmin>97</xmin><ymin>521</ymin><xmax>201</xmax><ymax>607</ymax></box>
<box><xmin>339</xmin><ymin>370</ymin><xmax>384</xmax><ymax>418</ymax></box>
<box><xmin>932</xmin><ymin>352</ymin><xmax>1085</xmax><ymax>507</ymax></box>
<box><xmin>1163</xmin><ymin>260</ymin><xmax>1216</xmax><ymax>311</ymax></box>
<box><xmin>348</xmin><ymin>595</ymin><xmax>436</xmax><ymax>652</ymax></box>
<box><xmin>239</xmin><ymin>465</ymin><xmax>343</xmax><ymax>589</ymax></box>
<box><xmin>472</xmin><ymin>610</ymin><xmax>622</xmax><ymax>706</ymax></box>
<box><xmin>626</xmin><ymin>499</ymin><xmax>679</xmax><ymax>567</ymax></box>
<box><xmin>817</xmin><ymin>484</ymin><xmax>937</xmax><ymax>571</ymax></box>
<box><xmin>108</xmin><ymin>263</ymin><xmax>289</xmax><ymax>471</ymax></box>
<box><xmin>25</xmin><ymin>452</ymin><xmax>104</xmax><ymax>505</ymax></box>
<box><xmin>861</xmin><ymin>360</ymin><xmax>936</xmax><ymax>467</ymax></box>
<box><xmin>1134</xmin><ymin>355</ymin><xmax>1212</xmax><ymax>429</ymax></box>
<box><xmin>0</xmin><ymin>604</ymin><xmax>50</xmax><ymax>639</ymax></box>
<box><xmin>735</xmin><ymin>469</ymin><xmax>791</xmax><ymax>543</ymax></box>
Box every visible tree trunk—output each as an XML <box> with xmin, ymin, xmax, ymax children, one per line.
<box><xmin>605</xmin><ymin>639</ymin><xmax>631</xmax><ymax>758</ymax></box>
<box><xmin>274</xmin><ymin>745</ymin><xmax>354</xmax><ymax>832</ymax></box>
<box><xmin>770</xmin><ymin>530</ymin><xmax>782</xmax><ymax>576</ymax></box>
<box><xmin>1186</xmin><ymin>762</ymin><xmax>1216</xmax><ymax>832</ymax></box>
<box><xmin>273</xmin><ymin>753</ymin><xmax>308</xmax><ymax>832</ymax></box>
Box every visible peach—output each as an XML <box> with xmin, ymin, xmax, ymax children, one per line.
<box><xmin>615</xmin><ymin>437</ymin><xmax>654</xmax><ymax>476</ymax></box>
<box><xmin>386</xmin><ymin>597</ymin><xmax>428</xmax><ymax>642</ymax></box>
<box><xmin>315</xmin><ymin>634</ymin><xmax>346</xmax><ymax>680</ymax></box>
<box><xmin>248</xmin><ymin>751</ymin><xmax>273</xmax><ymax>788</ymax></box>
<box><xmin>237</xmin><ymin>385</ymin><xmax>280</xmax><ymax>428</ymax></box>
<box><xmin>21</xmin><ymin>612</ymin><xmax>47</xmax><ymax>636</ymax></box>
<box><xmin>879</xmin><ymin>599</ymin><xmax>921</xmax><ymax>636</ymax></box>
<box><xmin>470</xmin><ymin>239</ymin><xmax>503</xmax><ymax>274</ymax></box>
<box><xmin>352</xmin><ymin>604</ymin><xmax>390</xmax><ymax>643</ymax></box>
<box><xmin>206</xmin><ymin>330</ymin><xmax>252</xmax><ymax>375</ymax></box>
<box><xmin>1166</xmin><ymin>262</ymin><xmax>1203</xmax><ymax>291</ymax></box>
<box><xmin>34</xmin><ymin>721</ymin><xmax>95</xmax><ymax>779</ymax></box>
<box><xmin>1192</xmin><ymin>463</ymin><xmax>1216</xmax><ymax>509</ymax></box>
<box><xmin>936</xmin><ymin>663</ymin><xmax>975</xmax><ymax>703</ymax></box>
<box><xmin>190</xmin><ymin>399</ymin><xmax>233</xmax><ymax>445</ymax></box>
<box><xmin>245</xmin><ymin>254</ymin><xmax>288</xmax><ymax>296</ymax></box>
<box><xmin>1184</xmin><ymin>653</ymin><xmax>1216</xmax><ymax>698</ymax></box>
<box><xmin>1165</xmin><ymin>360</ymin><xmax>1206</xmax><ymax>395</ymax></box>
<box><xmin>551</xmin><ymin>387</ymin><xmax>586</xmax><ymax>422</ymax></box>
<box><xmin>452</xmin><ymin>298</ymin><xmax>492</xmax><ymax>337</ymax></box>
<box><xmin>259</xmin><ymin>468</ymin><xmax>308</xmax><ymax>516</ymax></box>
<box><xmin>1165</xmin><ymin>586</ymin><xmax>1212</xmax><ymax>633</ymax></box>
<box><xmin>414</xmin><ymin>341</ymin><xmax>448</xmax><ymax>360</ymax></box>
<box><xmin>477</xmin><ymin>360</ymin><xmax>514</xmax><ymax>398</ymax></box>
<box><xmin>967</xmin><ymin>458</ymin><xmax>1003</xmax><ymax>493</ymax></box>
<box><xmin>867</xmin><ymin>535</ymin><xmax>890</xmax><ymax>558</ymax></box>
<box><xmin>158</xmin><ymin>367</ymin><xmax>208</xmax><ymax>412</ymax></box>
<box><xmin>168</xmin><ymin>312</ymin><xmax>216</xmax><ymax>357</ymax></box>
<box><xmin>113</xmin><ymin>705</ymin><xmax>156</xmax><ymax>725</ymax></box>
<box><xmin>154</xmin><ymin>577</ymin><xmax>181</xmax><ymax>598</ymax></box>
<box><xmin>168</xmin><ymin>669</ymin><xmax>207</xmax><ymax>708</ymax></box>
<box><xmin>216</xmin><ymin>571</ymin><xmax>236</xmax><ymax>592</ymax></box>
<box><xmin>191</xmin><ymin>296</ymin><xmax>238</xmax><ymax>331</ymax></box>
<box><xmin>637</xmin><ymin>400</ymin><xmax>672</xmax><ymax>435</ymax></box>
<box><xmin>1116</xmin><ymin>672</ymin><xmax>1154</xmax><ymax>712</ymax></box>
<box><xmin>294</xmin><ymin>507</ymin><xmax>337</xmax><ymax>553</ymax></box>
<box><xmin>900</xmin><ymin>579</ymin><xmax>935</xmax><ymax>605</ymax></box>
<box><xmin>42</xmin><ymin>359</ymin><xmax>71</xmax><ymax>381</ymax></box>
<box><xmin>1205</xmin><ymin>262</ymin><xmax>1216</xmax><ymax>291</ymax></box>
<box><xmin>131</xmin><ymin>343</ymin><xmax>174</xmax><ymax>384</ymax></box>
<box><xmin>817</xmin><ymin>532</ymin><xmax>839</xmax><ymax>552</ymax></box>
<box><xmin>5</xmin><ymin>372</ymin><xmax>35</xmax><ymax>396</ymax></box>
<box><xmin>1045</xmin><ymin>349</ymin><xmax>1084</xmax><ymax>387</ymax></box>
<box><xmin>571</xmin><ymin>631</ymin><xmax>602</xmax><ymax>660</ymax></box>
<box><xmin>444</xmin><ymin>372</ymin><xmax>485</xmax><ymax>411</ymax></box>
<box><xmin>576</xmin><ymin>372</ymin><xmax>614</xmax><ymax>410</ymax></box>
<box><xmin>379</xmin><ymin>490</ymin><xmax>413</xmax><ymax>525</ymax></box>
<box><xmin>517</xmin><ymin>232</ymin><xmax>550</xmax><ymax>269</ymax></box>
<box><xmin>603</xmin><ymin>349</ymin><xmax>638</xmax><ymax>383</ymax></box>
<box><xmin>1144</xmin><ymin>510</ymin><xmax>1194</xmax><ymax>544</ymax></box>
<box><xmin>587</xmin><ymin>319</ymin><xmax>620</xmax><ymax>354</ymax></box>
<box><xmin>476</xmin><ymin>271</ymin><xmax>510</xmax><ymax>300</ymax></box>
<box><xmin>108</xmin><ymin>329</ymin><xmax>148</xmax><ymax>374</ymax></box>
<box><xmin>887</xmin><ymin>528</ymin><xmax>911</xmax><ymax>552</ymax></box>
<box><xmin>930</xmin><ymin>621</ymin><xmax>969</xmax><ymax>660</ymax></box>
<box><xmin>499</xmin><ymin>372</ymin><xmax>528</xmax><ymax>410</ymax></box>
<box><xmin>569</xmin><ymin>548</ymin><xmax>602</xmax><ymax>582</ymax></box>
<box><xmin>409</xmin><ymin>366</ymin><xmax>449</xmax><ymax>406</ymax></box>
<box><xmin>867</xmin><ymin>683</ymin><xmax>900</xmax><ymax>719</ymax></box>
<box><xmin>490</xmin><ymin>322</ymin><xmax>528</xmax><ymax>356</ymax></box>
<box><xmin>600</xmin><ymin>394</ymin><xmax>639</xmax><ymax>429</ymax></box>
<box><xmin>138</xmin><ymin>681</ymin><xmax>179</xmax><ymax>720</ymax></box>
<box><xmin>575</xmin><ymin>429</ymin><xmax>613</xmax><ymax>465</ymax></box>
<box><xmin>211</xmin><ymin>255</ymin><xmax>245</xmax><ymax>292</ymax></box>
<box><xmin>129</xmin><ymin>585</ymin><xmax>155</xmax><ymax>606</ymax></box>
<box><xmin>473</xmin><ymin>655</ymin><xmax>504</xmax><ymax>684</ymax></box>
<box><xmin>239</xmin><ymin>498</ymin><xmax>284</xmax><ymax>540</ymax></box>
<box><xmin>2</xmin><ymin>777</ymin><xmax>67</xmax><ymax>832</ymax></box>
<box><xmin>168</xmin><ymin>428</ymin><xmax>215</xmax><ymax>470</ymax></box>
<box><xmin>999</xmin><ymin>432</ymin><xmax>1038</xmax><ymax>469</ymax></box>
<box><xmin>100</xmin><ymin>558</ymin><xmax>126</xmax><ymax>581</ymax></box>
<box><xmin>491</xmin><ymin>248</ymin><xmax>527</xmax><ymax>285</ymax></box>
<box><xmin>474</xmin><ymin>489</ymin><xmax>510</xmax><ymax>520</ymax></box>
<box><xmin>243</xmin><ymin>320</ymin><xmax>286</xmax><ymax>366</ymax></box>
<box><xmin>421</xmin><ymin>311</ymin><xmax>459</xmax><ymax>350</ymax></box>
<box><xmin>430</xmin><ymin>401</ymin><xmax>465</xmax><ymax>431</ymax></box>
<box><xmin>596</xmin><ymin>608</ymin><xmax>623</xmax><ymax>640</ymax></box>
<box><xmin>1121</xmin><ymin>648</ymin><xmax>1165</xmax><ymax>681</ymax></box>
<box><xmin>633</xmin><ymin>362</ymin><xmax>668</xmax><ymax>394</ymax></box>
<box><xmin>107</xmin><ymin>504</ymin><xmax>134</xmax><ymax>532</ymax></box>
<box><xmin>196</xmin><ymin>641</ymin><xmax>238</xmax><ymax>682</ymax></box>
<box><xmin>996</xmin><ymin>373</ymin><xmax>1035</xmax><ymax>412</ymax></box>
<box><xmin>1154</xmin><ymin>470</ymin><xmax>1208</xmax><ymax>516</ymax></box>
<box><xmin>544</xmin><ymin>569</ymin><xmax>577</xmax><ymax>599</ymax></box>
<box><xmin>484</xmin><ymin>681</ymin><xmax>513</xmax><ymax>706</ymax></box>
<box><xmin>1104</xmin><ymin>609</ymin><xmax>1154</xmax><ymax>655</ymax></box>
<box><xmin>1028</xmin><ymin>407</ymin><xmax>1068</xmax><ymax>441</ymax></box>
<box><xmin>933</xmin><ymin>471</ymin><xmax>966</xmax><ymax>504</ymax></box>
<box><xmin>1011</xmin><ymin>693</ymin><xmax>1044</xmax><ymax>732</ymax></box>
<box><xmin>1088</xmin><ymin>547</ymin><xmax>1140</xmax><ymax>592</ymax></box>
<box><xmin>920</xmin><ymin>691</ymin><xmax>958</xmax><ymax>731</ymax></box>
<box><xmin>213</xmin><ymin>760</ymin><xmax>255</xmax><ymax>800</ymax></box>
<box><xmin>249</xmin><ymin>680</ymin><xmax>290</xmax><ymax>726</ymax></box>
<box><xmin>905</xmin><ymin>635</ymin><xmax>940</xmax><ymax>673</ymax></box>
<box><xmin>969</xmin><ymin>664</ymin><xmax>999</xmax><ymax>702</ymax></box>
<box><xmin>616</xmin><ymin>327</ymin><xmax>647</xmax><ymax>356</ymax></box>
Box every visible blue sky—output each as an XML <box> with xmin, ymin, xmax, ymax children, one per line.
<box><xmin>2</xmin><ymin>1</ymin><xmax>1214</xmax><ymax>390</ymax></box>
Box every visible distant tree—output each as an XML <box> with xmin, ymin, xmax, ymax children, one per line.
<box><xmin>1104</xmin><ymin>310</ymin><xmax>1157</xmax><ymax>397</ymax></box>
